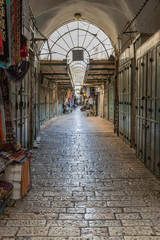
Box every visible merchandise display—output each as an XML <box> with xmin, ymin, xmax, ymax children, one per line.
<box><xmin>0</xmin><ymin>181</ymin><xmax>14</xmax><ymax>214</ymax></box>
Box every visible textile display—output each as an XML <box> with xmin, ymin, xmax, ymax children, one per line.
<box><xmin>0</xmin><ymin>181</ymin><xmax>14</xmax><ymax>210</ymax></box>
<box><xmin>22</xmin><ymin>0</ymin><xmax>30</xmax><ymax>39</ymax></box>
<box><xmin>0</xmin><ymin>147</ymin><xmax>33</xmax><ymax>175</ymax></box>
<box><xmin>10</xmin><ymin>0</ymin><xmax>15</xmax><ymax>65</ymax></box>
<box><xmin>0</xmin><ymin>0</ymin><xmax>9</xmax><ymax>62</ymax></box>
<box><xmin>14</xmin><ymin>0</ymin><xmax>21</xmax><ymax>65</ymax></box>
<box><xmin>21</xmin><ymin>157</ymin><xmax>31</xmax><ymax>196</ymax></box>
<box><xmin>1</xmin><ymin>75</ymin><xmax>15</xmax><ymax>144</ymax></box>
<box><xmin>0</xmin><ymin>151</ymin><xmax>14</xmax><ymax>175</ymax></box>
<box><xmin>9</xmin><ymin>0</ymin><xmax>22</xmax><ymax>65</ymax></box>
<box><xmin>3</xmin><ymin>102</ymin><xmax>15</xmax><ymax>143</ymax></box>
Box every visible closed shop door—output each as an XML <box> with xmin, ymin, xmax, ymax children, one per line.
<box><xmin>11</xmin><ymin>75</ymin><xmax>29</xmax><ymax>148</ymax></box>
<box><xmin>136</xmin><ymin>45</ymin><xmax>160</xmax><ymax>177</ymax></box>
<box><xmin>33</xmin><ymin>71</ymin><xmax>39</xmax><ymax>140</ymax></box>
<box><xmin>49</xmin><ymin>90</ymin><xmax>54</xmax><ymax>119</ymax></box>
<box><xmin>98</xmin><ymin>93</ymin><xmax>101</xmax><ymax>117</ymax></box>
<box><xmin>118</xmin><ymin>60</ymin><xmax>133</xmax><ymax>145</ymax></box>
<box><xmin>119</xmin><ymin>68</ymin><xmax>124</xmax><ymax>139</ymax></box>
<box><xmin>108</xmin><ymin>82</ymin><xmax>114</xmax><ymax>123</ymax></box>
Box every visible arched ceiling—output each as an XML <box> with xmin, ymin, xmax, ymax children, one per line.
<box><xmin>29</xmin><ymin>0</ymin><xmax>160</xmax><ymax>49</ymax></box>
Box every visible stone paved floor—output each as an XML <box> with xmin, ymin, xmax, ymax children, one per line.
<box><xmin>0</xmin><ymin>108</ymin><xmax>160</xmax><ymax>239</ymax></box>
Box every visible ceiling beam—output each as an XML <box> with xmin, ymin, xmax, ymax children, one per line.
<box><xmin>57</xmin><ymin>84</ymin><xmax>72</xmax><ymax>86</ymax></box>
<box><xmin>42</xmin><ymin>73</ymin><xmax>68</xmax><ymax>76</ymax></box>
<box><xmin>89</xmin><ymin>62</ymin><xmax>114</xmax><ymax>66</ymax></box>
<box><xmin>89</xmin><ymin>68</ymin><xmax>115</xmax><ymax>71</ymax></box>
<box><xmin>47</xmin><ymin>78</ymin><xmax>70</xmax><ymax>81</ymax></box>
<box><xmin>86</xmin><ymin>78</ymin><xmax>109</xmax><ymax>81</ymax></box>
<box><xmin>88</xmin><ymin>73</ymin><xmax>114</xmax><ymax>76</ymax></box>
<box><xmin>40</xmin><ymin>62</ymin><xmax>67</xmax><ymax>66</ymax></box>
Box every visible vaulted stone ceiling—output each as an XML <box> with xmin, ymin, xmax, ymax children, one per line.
<box><xmin>29</xmin><ymin>0</ymin><xmax>160</xmax><ymax>49</ymax></box>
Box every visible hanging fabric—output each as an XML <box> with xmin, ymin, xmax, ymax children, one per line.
<box><xmin>14</xmin><ymin>0</ymin><xmax>21</xmax><ymax>65</ymax></box>
<box><xmin>9</xmin><ymin>0</ymin><xmax>22</xmax><ymax>66</ymax></box>
<box><xmin>1</xmin><ymin>75</ymin><xmax>15</xmax><ymax>145</ymax></box>
<box><xmin>4</xmin><ymin>60</ymin><xmax>29</xmax><ymax>84</ymax></box>
<box><xmin>0</xmin><ymin>0</ymin><xmax>9</xmax><ymax>62</ymax></box>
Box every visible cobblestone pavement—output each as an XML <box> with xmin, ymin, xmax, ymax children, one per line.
<box><xmin>0</xmin><ymin>108</ymin><xmax>160</xmax><ymax>239</ymax></box>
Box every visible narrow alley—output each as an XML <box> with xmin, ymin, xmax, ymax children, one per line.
<box><xmin>0</xmin><ymin>108</ymin><xmax>160</xmax><ymax>239</ymax></box>
<box><xmin>0</xmin><ymin>0</ymin><xmax>160</xmax><ymax>239</ymax></box>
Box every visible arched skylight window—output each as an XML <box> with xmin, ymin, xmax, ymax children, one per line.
<box><xmin>40</xmin><ymin>20</ymin><xmax>114</xmax><ymax>89</ymax></box>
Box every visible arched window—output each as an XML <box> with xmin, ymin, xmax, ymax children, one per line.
<box><xmin>40</xmin><ymin>20</ymin><xmax>114</xmax><ymax>88</ymax></box>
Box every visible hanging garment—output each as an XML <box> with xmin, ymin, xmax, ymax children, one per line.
<box><xmin>9</xmin><ymin>0</ymin><xmax>22</xmax><ymax>65</ymax></box>
<box><xmin>4</xmin><ymin>61</ymin><xmax>30</xmax><ymax>84</ymax></box>
<box><xmin>14</xmin><ymin>0</ymin><xmax>21</xmax><ymax>65</ymax></box>
<box><xmin>0</xmin><ymin>0</ymin><xmax>9</xmax><ymax>63</ymax></box>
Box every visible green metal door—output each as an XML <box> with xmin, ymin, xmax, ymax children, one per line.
<box><xmin>49</xmin><ymin>90</ymin><xmax>54</xmax><ymax>119</ymax></box>
<box><xmin>118</xmin><ymin>68</ymin><xmax>124</xmax><ymax>139</ymax></box>
<box><xmin>11</xmin><ymin>75</ymin><xmax>29</xmax><ymax>148</ymax></box>
<box><xmin>118</xmin><ymin>60</ymin><xmax>133</xmax><ymax>145</ymax></box>
<box><xmin>108</xmin><ymin>81</ymin><xmax>114</xmax><ymax>123</ymax></box>
<box><xmin>136</xmin><ymin>43</ymin><xmax>160</xmax><ymax>177</ymax></box>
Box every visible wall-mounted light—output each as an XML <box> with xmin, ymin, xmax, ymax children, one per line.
<box><xmin>74</xmin><ymin>13</ymin><xmax>81</xmax><ymax>21</ymax></box>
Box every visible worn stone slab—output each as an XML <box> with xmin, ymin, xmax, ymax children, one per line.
<box><xmin>17</xmin><ymin>227</ymin><xmax>49</xmax><ymax>236</ymax></box>
<box><xmin>81</xmin><ymin>227</ymin><xmax>108</xmax><ymax>237</ymax></box>
<box><xmin>3</xmin><ymin>206</ymin><xmax>66</xmax><ymax>213</ymax></box>
<box><xmin>67</xmin><ymin>208</ymin><xmax>86</xmax><ymax>213</ymax></box>
<box><xmin>123</xmin><ymin>207</ymin><xmax>160</xmax><ymax>213</ymax></box>
<box><xmin>124</xmin><ymin>237</ymin><xmax>160</xmax><ymax>240</ymax></box>
<box><xmin>108</xmin><ymin>226</ymin><xmax>155</xmax><ymax>236</ymax></box>
<box><xmin>52</xmin><ymin>201</ymin><xmax>75</xmax><ymax>208</ymax></box>
<box><xmin>0</xmin><ymin>227</ymin><xmax>18</xmax><ymax>236</ymax></box>
<box><xmin>122</xmin><ymin>220</ymin><xmax>153</xmax><ymax>226</ymax></box>
<box><xmin>1</xmin><ymin>212</ymin><xmax>58</xmax><ymax>220</ymax></box>
<box><xmin>75</xmin><ymin>201</ymin><xmax>107</xmax><ymax>208</ymax></box>
<box><xmin>47</xmin><ymin>220</ymin><xmax>88</xmax><ymax>227</ymax></box>
<box><xmin>14</xmin><ymin>200</ymin><xmax>51</xmax><ymax>208</ymax></box>
<box><xmin>85</xmin><ymin>213</ymin><xmax>115</xmax><ymax>220</ymax></box>
<box><xmin>89</xmin><ymin>220</ymin><xmax>122</xmax><ymax>227</ymax></box>
<box><xmin>59</xmin><ymin>213</ymin><xmax>83</xmax><ymax>220</ymax></box>
<box><xmin>69</xmin><ymin>238</ymin><xmax>124</xmax><ymax>240</ymax></box>
<box><xmin>30</xmin><ymin>238</ymin><xmax>67</xmax><ymax>240</ymax></box>
<box><xmin>115</xmin><ymin>213</ymin><xmax>141</xmax><ymax>220</ymax></box>
<box><xmin>141</xmin><ymin>212</ymin><xmax>160</xmax><ymax>220</ymax></box>
<box><xmin>6</xmin><ymin>220</ymin><xmax>46</xmax><ymax>226</ymax></box>
<box><xmin>107</xmin><ymin>200</ymin><xmax>147</xmax><ymax>207</ymax></box>
<box><xmin>48</xmin><ymin>227</ymin><xmax>80</xmax><ymax>237</ymax></box>
<box><xmin>72</xmin><ymin>192</ymin><xmax>94</xmax><ymax>197</ymax></box>
<box><xmin>2</xmin><ymin>238</ymin><xmax>28</xmax><ymax>240</ymax></box>
<box><xmin>44</xmin><ymin>191</ymin><xmax>72</xmax><ymax>197</ymax></box>
<box><xmin>86</xmin><ymin>207</ymin><xmax>123</xmax><ymax>214</ymax></box>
